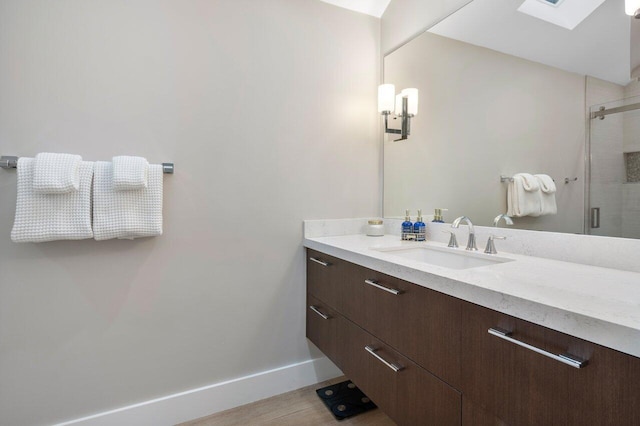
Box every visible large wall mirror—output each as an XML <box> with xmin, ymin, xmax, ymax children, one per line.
<box><xmin>383</xmin><ymin>0</ymin><xmax>640</xmax><ymax>239</ymax></box>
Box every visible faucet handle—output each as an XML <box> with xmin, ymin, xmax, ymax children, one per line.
<box><xmin>485</xmin><ymin>234</ymin><xmax>506</xmax><ymax>254</ymax></box>
<box><xmin>441</xmin><ymin>230</ymin><xmax>458</xmax><ymax>248</ymax></box>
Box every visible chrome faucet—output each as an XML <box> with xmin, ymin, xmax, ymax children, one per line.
<box><xmin>441</xmin><ymin>230</ymin><xmax>458</xmax><ymax>248</ymax></box>
<box><xmin>493</xmin><ymin>213</ymin><xmax>514</xmax><ymax>227</ymax></box>
<box><xmin>451</xmin><ymin>216</ymin><xmax>477</xmax><ymax>251</ymax></box>
<box><xmin>485</xmin><ymin>214</ymin><xmax>513</xmax><ymax>254</ymax></box>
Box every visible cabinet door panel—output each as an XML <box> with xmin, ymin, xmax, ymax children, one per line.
<box><xmin>462</xmin><ymin>301</ymin><xmax>640</xmax><ymax>426</ymax></box>
<box><xmin>462</xmin><ymin>301</ymin><xmax>559</xmax><ymax>425</ymax></box>
<box><xmin>306</xmin><ymin>249</ymin><xmax>343</xmax><ymax>308</ymax></box>
<box><xmin>543</xmin><ymin>326</ymin><xmax>640</xmax><ymax>425</ymax></box>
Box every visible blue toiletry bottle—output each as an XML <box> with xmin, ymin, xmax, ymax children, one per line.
<box><xmin>414</xmin><ymin>209</ymin><xmax>426</xmax><ymax>241</ymax></box>
<box><xmin>402</xmin><ymin>210</ymin><xmax>413</xmax><ymax>240</ymax></box>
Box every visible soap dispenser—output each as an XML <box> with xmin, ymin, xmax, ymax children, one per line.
<box><xmin>432</xmin><ymin>208</ymin><xmax>448</xmax><ymax>223</ymax></box>
<box><xmin>402</xmin><ymin>210</ymin><xmax>413</xmax><ymax>241</ymax></box>
<box><xmin>413</xmin><ymin>209</ymin><xmax>426</xmax><ymax>241</ymax></box>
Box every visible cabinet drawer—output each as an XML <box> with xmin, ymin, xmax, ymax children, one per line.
<box><xmin>462</xmin><ymin>397</ymin><xmax>509</xmax><ymax>426</ymax></box>
<box><xmin>306</xmin><ymin>294</ymin><xmax>344</xmax><ymax>370</ymax></box>
<box><xmin>343</xmin><ymin>263</ymin><xmax>462</xmax><ymax>388</ymax></box>
<box><xmin>340</xmin><ymin>318</ymin><xmax>461</xmax><ymax>426</ymax></box>
<box><xmin>461</xmin><ymin>301</ymin><xmax>640</xmax><ymax>426</ymax></box>
<box><xmin>340</xmin><ymin>318</ymin><xmax>399</xmax><ymax>420</ymax></box>
<box><xmin>306</xmin><ymin>249</ymin><xmax>343</xmax><ymax>308</ymax></box>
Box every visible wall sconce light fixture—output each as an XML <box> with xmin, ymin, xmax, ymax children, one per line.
<box><xmin>626</xmin><ymin>0</ymin><xmax>640</xmax><ymax>17</ymax></box>
<box><xmin>378</xmin><ymin>84</ymin><xmax>419</xmax><ymax>141</ymax></box>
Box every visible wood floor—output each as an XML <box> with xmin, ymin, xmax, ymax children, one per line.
<box><xmin>178</xmin><ymin>377</ymin><xmax>397</xmax><ymax>426</ymax></box>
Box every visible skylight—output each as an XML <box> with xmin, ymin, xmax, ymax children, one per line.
<box><xmin>318</xmin><ymin>0</ymin><xmax>391</xmax><ymax>18</ymax></box>
<box><xmin>518</xmin><ymin>0</ymin><xmax>606</xmax><ymax>30</ymax></box>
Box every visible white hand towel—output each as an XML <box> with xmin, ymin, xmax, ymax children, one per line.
<box><xmin>93</xmin><ymin>161</ymin><xmax>163</xmax><ymax>240</ymax></box>
<box><xmin>515</xmin><ymin>173</ymin><xmax>540</xmax><ymax>192</ymax></box>
<box><xmin>507</xmin><ymin>173</ymin><xmax>542</xmax><ymax>217</ymax></box>
<box><xmin>535</xmin><ymin>174</ymin><xmax>556</xmax><ymax>194</ymax></box>
<box><xmin>534</xmin><ymin>174</ymin><xmax>557</xmax><ymax>215</ymax></box>
<box><xmin>112</xmin><ymin>155</ymin><xmax>149</xmax><ymax>191</ymax></box>
<box><xmin>32</xmin><ymin>152</ymin><xmax>82</xmax><ymax>194</ymax></box>
<box><xmin>11</xmin><ymin>158</ymin><xmax>94</xmax><ymax>242</ymax></box>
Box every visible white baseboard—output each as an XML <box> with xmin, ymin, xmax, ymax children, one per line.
<box><xmin>54</xmin><ymin>357</ymin><xmax>342</xmax><ymax>426</ymax></box>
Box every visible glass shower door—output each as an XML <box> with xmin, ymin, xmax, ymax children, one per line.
<box><xmin>589</xmin><ymin>94</ymin><xmax>640</xmax><ymax>239</ymax></box>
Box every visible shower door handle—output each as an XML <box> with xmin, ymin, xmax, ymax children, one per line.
<box><xmin>590</xmin><ymin>207</ymin><xmax>600</xmax><ymax>229</ymax></box>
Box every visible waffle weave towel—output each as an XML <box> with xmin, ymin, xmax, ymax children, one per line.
<box><xmin>32</xmin><ymin>152</ymin><xmax>82</xmax><ymax>194</ymax></box>
<box><xmin>112</xmin><ymin>155</ymin><xmax>149</xmax><ymax>191</ymax></box>
<box><xmin>93</xmin><ymin>161</ymin><xmax>163</xmax><ymax>240</ymax></box>
<box><xmin>11</xmin><ymin>157</ymin><xmax>94</xmax><ymax>242</ymax></box>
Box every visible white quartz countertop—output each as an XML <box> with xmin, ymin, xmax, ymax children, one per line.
<box><xmin>304</xmin><ymin>234</ymin><xmax>640</xmax><ymax>358</ymax></box>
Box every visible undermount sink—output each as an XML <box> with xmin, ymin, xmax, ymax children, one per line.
<box><xmin>375</xmin><ymin>245</ymin><xmax>513</xmax><ymax>270</ymax></box>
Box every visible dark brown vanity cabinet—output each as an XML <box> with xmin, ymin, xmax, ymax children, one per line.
<box><xmin>306</xmin><ymin>249</ymin><xmax>461</xmax><ymax>425</ymax></box>
<box><xmin>461</xmin><ymin>301</ymin><xmax>640</xmax><ymax>426</ymax></box>
<box><xmin>305</xmin><ymin>248</ymin><xmax>640</xmax><ymax>426</ymax></box>
<box><xmin>344</xmin><ymin>264</ymin><xmax>462</xmax><ymax>388</ymax></box>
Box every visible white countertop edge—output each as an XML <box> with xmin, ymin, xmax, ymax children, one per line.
<box><xmin>304</xmin><ymin>237</ymin><xmax>640</xmax><ymax>359</ymax></box>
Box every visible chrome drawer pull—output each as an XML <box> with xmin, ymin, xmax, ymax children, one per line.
<box><xmin>309</xmin><ymin>305</ymin><xmax>330</xmax><ymax>320</ymax></box>
<box><xmin>364</xmin><ymin>279</ymin><xmax>401</xmax><ymax>295</ymax></box>
<box><xmin>488</xmin><ymin>328</ymin><xmax>587</xmax><ymax>369</ymax></box>
<box><xmin>309</xmin><ymin>257</ymin><xmax>330</xmax><ymax>267</ymax></box>
<box><xmin>365</xmin><ymin>346</ymin><xmax>403</xmax><ymax>372</ymax></box>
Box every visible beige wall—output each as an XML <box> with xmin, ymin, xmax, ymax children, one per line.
<box><xmin>0</xmin><ymin>1</ymin><xmax>380</xmax><ymax>424</ymax></box>
<box><xmin>383</xmin><ymin>31</ymin><xmax>585</xmax><ymax>233</ymax></box>
<box><xmin>381</xmin><ymin>0</ymin><xmax>470</xmax><ymax>54</ymax></box>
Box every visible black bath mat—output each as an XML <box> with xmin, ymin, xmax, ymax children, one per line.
<box><xmin>316</xmin><ymin>380</ymin><xmax>377</xmax><ymax>420</ymax></box>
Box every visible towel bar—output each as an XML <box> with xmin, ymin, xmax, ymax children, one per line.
<box><xmin>501</xmin><ymin>174</ymin><xmax>556</xmax><ymax>183</ymax></box>
<box><xmin>1</xmin><ymin>156</ymin><xmax>174</xmax><ymax>174</ymax></box>
<box><xmin>0</xmin><ymin>156</ymin><xmax>18</xmax><ymax>169</ymax></box>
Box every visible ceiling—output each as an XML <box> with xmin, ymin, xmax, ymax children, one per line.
<box><xmin>319</xmin><ymin>0</ymin><xmax>392</xmax><ymax>18</ymax></box>
<box><xmin>429</xmin><ymin>0</ymin><xmax>631</xmax><ymax>85</ymax></box>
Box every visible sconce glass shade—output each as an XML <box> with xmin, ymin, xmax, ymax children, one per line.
<box><xmin>626</xmin><ymin>0</ymin><xmax>640</xmax><ymax>15</ymax></box>
<box><xmin>378</xmin><ymin>84</ymin><xmax>395</xmax><ymax>113</ymax></box>
<box><xmin>402</xmin><ymin>88</ymin><xmax>419</xmax><ymax>116</ymax></box>
<box><xmin>395</xmin><ymin>94</ymin><xmax>404</xmax><ymax>116</ymax></box>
